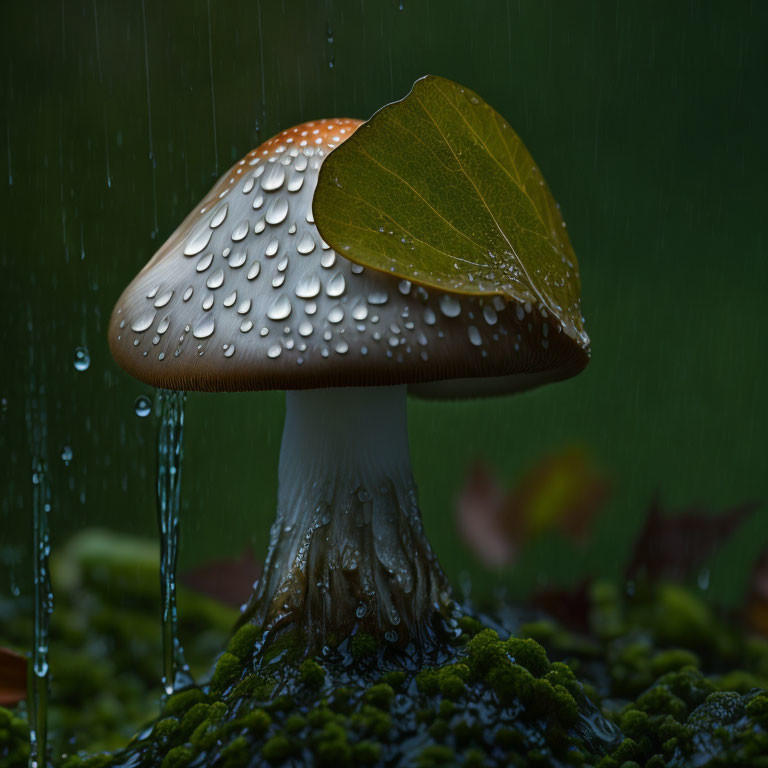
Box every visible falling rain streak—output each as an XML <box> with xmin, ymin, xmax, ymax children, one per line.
<box><xmin>25</xmin><ymin>383</ymin><xmax>53</xmax><ymax>768</ymax></box>
<box><xmin>155</xmin><ymin>389</ymin><xmax>192</xmax><ymax>695</ymax></box>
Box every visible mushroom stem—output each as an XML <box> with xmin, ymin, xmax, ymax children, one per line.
<box><xmin>241</xmin><ymin>385</ymin><xmax>456</xmax><ymax>656</ymax></box>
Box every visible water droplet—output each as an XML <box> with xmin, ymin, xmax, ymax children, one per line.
<box><xmin>237</xmin><ymin>299</ymin><xmax>252</xmax><ymax>314</ymax></box>
<box><xmin>335</xmin><ymin>340</ymin><xmax>349</xmax><ymax>354</ymax></box>
<box><xmin>398</xmin><ymin>279</ymin><xmax>411</xmax><ymax>295</ymax></box>
<box><xmin>267</xmin><ymin>344</ymin><xmax>282</xmax><ymax>359</ymax></box>
<box><xmin>287</xmin><ymin>174</ymin><xmax>304</xmax><ymax>192</ymax></box>
<box><xmin>60</xmin><ymin>445</ymin><xmax>73</xmax><ymax>466</ymax></box>
<box><xmin>131</xmin><ymin>309</ymin><xmax>156</xmax><ymax>333</ymax></box>
<box><xmin>196</xmin><ymin>252</ymin><xmax>214</xmax><ymax>272</ymax></box>
<box><xmin>206</xmin><ymin>268</ymin><xmax>224</xmax><ymax>290</ymax></box>
<box><xmin>193</xmin><ymin>315</ymin><xmax>215</xmax><ymax>339</ymax></box>
<box><xmin>183</xmin><ymin>221</ymin><xmax>214</xmax><ymax>255</ymax></box>
<box><xmin>183</xmin><ymin>286</ymin><xmax>194</xmax><ymax>301</ymax></box>
<box><xmin>424</xmin><ymin>308</ymin><xmax>436</xmax><ymax>326</ymax></box>
<box><xmin>267</xmin><ymin>294</ymin><xmax>292</xmax><ymax>321</ymax></box>
<box><xmin>297</xmin><ymin>232</ymin><xmax>315</xmax><ymax>254</ymax></box>
<box><xmin>328</xmin><ymin>305</ymin><xmax>344</xmax><ymax>324</ymax></box>
<box><xmin>224</xmin><ymin>345</ymin><xmax>235</xmax><ymax>358</ymax></box>
<box><xmin>247</xmin><ymin>261</ymin><xmax>261</xmax><ymax>280</ymax></box>
<box><xmin>265</xmin><ymin>238</ymin><xmax>279</xmax><ymax>257</ymax></box>
<box><xmin>265</xmin><ymin>196</ymin><xmax>289</xmax><ymax>225</ymax></box>
<box><xmin>202</xmin><ymin>294</ymin><xmax>214</xmax><ymax>311</ymax></box>
<box><xmin>73</xmin><ymin>346</ymin><xmax>90</xmax><ymax>371</ymax></box>
<box><xmin>134</xmin><ymin>395</ymin><xmax>152</xmax><ymax>417</ymax></box>
<box><xmin>468</xmin><ymin>325</ymin><xmax>482</xmax><ymax>346</ymax></box>
<box><xmin>261</xmin><ymin>164</ymin><xmax>285</xmax><ymax>191</ymax></box>
<box><xmin>229</xmin><ymin>249</ymin><xmax>247</xmax><ymax>268</ymax></box>
<box><xmin>351</xmin><ymin>302</ymin><xmax>368</xmax><ymax>321</ymax></box>
<box><xmin>326</xmin><ymin>273</ymin><xmax>346</xmax><ymax>297</ymax></box>
<box><xmin>298</xmin><ymin>319</ymin><xmax>313</xmax><ymax>337</ymax></box>
<box><xmin>223</xmin><ymin>291</ymin><xmax>237</xmax><ymax>308</ymax></box>
<box><xmin>483</xmin><ymin>305</ymin><xmax>498</xmax><ymax>325</ymax></box>
<box><xmin>240</xmin><ymin>320</ymin><xmax>254</xmax><ymax>333</ymax></box>
<box><xmin>295</xmin><ymin>272</ymin><xmax>321</xmax><ymax>299</ymax></box>
<box><xmin>154</xmin><ymin>289</ymin><xmax>173</xmax><ymax>308</ymax></box>
<box><xmin>320</xmin><ymin>251</ymin><xmax>336</xmax><ymax>268</ymax></box>
<box><xmin>210</xmin><ymin>203</ymin><xmax>229</xmax><ymax>228</ymax></box>
<box><xmin>439</xmin><ymin>294</ymin><xmax>461</xmax><ymax>318</ymax></box>
<box><xmin>231</xmin><ymin>219</ymin><xmax>249</xmax><ymax>241</ymax></box>
<box><xmin>368</xmin><ymin>291</ymin><xmax>388</xmax><ymax>305</ymax></box>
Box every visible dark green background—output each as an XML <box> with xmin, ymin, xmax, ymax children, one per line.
<box><xmin>1</xmin><ymin>1</ymin><xmax>766</xmax><ymax>605</ymax></box>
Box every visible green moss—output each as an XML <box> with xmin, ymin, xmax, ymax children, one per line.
<box><xmin>650</xmin><ymin>648</ymin><xmax>700</xmax><ymax>676</ymax></box>
<box><xmin>352</xmin><ymin>740</ymin><xmax>382</xmax><ymax>764</ymax></box>
<box><xmin>350</xmin><ymin>705</ymin><xmax>392</xmax><ymax>737</ymax></box>
<box><xmin>418</xmin><ymin>744</ymin><xmax>456</xmax><ymax>766</ymax></box>
<box><xmin>379</xmin><ymin>669</ymin><xmax>406</xmax><ymax>689</ymax></box>
<box><xmin>487</xmin><ymin>659</ymin><xmax>535</xmax><ymax>706</ymax></box>
<box><xmin>633</xmin><ymin>685</ymin><xmax>688</xmax><ymax>721</ymax></box>
<box><xmin>364</xmin><ymin>683</ymin><xmax>394</xmax><ymax>710</ymax></box>
<box><xmin>313</xmin><ymin>722</ymin><xmax>353</xmax><ymax>767</ymax></box>
<box><xmin>457</xmin><ymin>616</ymin><xmax>484</xmax><ymax>637</ymax></box>
<box><xmin>152</xmin><ymin>716</ymin><xmax>180</xmax><ymax>743</ymax></box>
<box><xmin>350</xmin><ymin>632</ymin><xmax>377</xmax><ymax>660</ymax></box>
<box><xmin>285</xmin><ymin>713</ymin><xmax>307</xmax><ymax>733</ymax></box>
<box><xmin>463</xmin><ymin>748</ymin><xmax>488</xmax><ymax>767</ymax></box>
<box><xmin>416</xmin><ymin>668</ymin><xmax>440</xmax><ymax>696</ymax></box>
<box><xmin>210</xmin><ymin>652</ymin><xmax>243</xmax><ymax>692</ymax></box>
<box><xmin>307</xmin><ymin>705</ymin><xmax>335</xmax><ymax>728</ymax></box>
<box><xmin>299</xmin><ymin>658</ymin><xmax>326</xmax><ymax>690</ymax></box>
<box><xmin>261</xmin><ymin>628</ymin><xmax>306</xmax><ymax>666</ymax></box>
<box><xmin>428</xmin><ymin>717</ymin><xmax>450</xmax><ymax>740</ymax></box>
<box><xmin>261</xmin><ymin>733</ymin><xmax>296</xmax><ymax>763</ymax></box>
<box><xmin>229</xmin><ymin>672</ymin><xmax>275</xmax><ymax>701</ymax></box>
<box><xmin>226</xmin><ymin>623</ymin><xmax>261</xmax><ymax>661</ymax></box>
<box><xmin>466</xmin><ymin>629</ymin><xmax>505</xmax><ymax>677</ymax></box>
<box><xmin>179</xmin><ymin>702</ymin><xmax>211</xmax><ymax>738</ymax></box>
<box><xmin>746</xmin><ymin>691</ymin><xmax>768</xmax><ymax>726</ymax></box>
<box><xmin>505</xmin><ymin>637</ymin><xmax>551</xmax><ymax>677</ymax></box>
<box><xmin>219</xmin><ymin>736</ymin><xmax>248</xmax><ymax>767</ymax></box>
<box><xmin>618</xmin><ymin>709</ymin><xmax>649</xmax><ymax>740</ymax></box>
<box><xmin>235</xmin><ymin>707</ymin><xmax>271</xmax><ymax>735</ymax></box>
<box><xmin>160</xmin><ymin>745</ymin><xmax>193</xmax><ymax>768</ymax></box>
<box><xmin>163</xmin><ymin>688</ymin><xmax>206</xmax><ymax>717</ymax></box>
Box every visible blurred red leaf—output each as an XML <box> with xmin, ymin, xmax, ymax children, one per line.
<box><xmin>456</xmin><ymin>447</ymin><xmax>610</xmax><ymax>569</ymax></box>
<box><xmin>179</xmin><ymin>546</ymin><xmax>262</xmax><ymax>609</ymax></box>
<box><xmin>745</xmin><ymin>549</ymin><xmax>768</xmax><ymax>637</ymax></box>
<box><xmin>457</xmin><ymin>463</ymin><xmax>518</xmax><ymax>567</ymax></box>
<box><xmin>624</xmin><ymin>493</ymin><xmax>758</xmax><ymax>583</ymax></box>
<box><xmin>530</xmin><ymin>579</ymin><xmax>593</xmax><ymax>634</ymax></box>
<box><xmin>0</xmin><ymin>646</ymin><xmax>27</xmax><ymax>706</ymax></box>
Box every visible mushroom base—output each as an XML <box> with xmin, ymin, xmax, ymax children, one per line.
<box><xmin>239</xmin><ymin>385</ymin><xmax>457</xmax><ymax>658</ymax></box>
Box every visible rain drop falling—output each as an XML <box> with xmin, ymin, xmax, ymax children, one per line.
<box><xmin>134</xmin><ymin>395</ymin><xmax>152</xmax><ymax>418</ymax></box>
<box><xmin>73</xmin><ymin>346</ymin><xmax>90</xmax><ymax>372</ymax></box>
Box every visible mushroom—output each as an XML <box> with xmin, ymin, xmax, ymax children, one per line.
<box><xmin>108</xmin><ymin>118</ymin><xmax>589</xmax><ymax>655</ymax></box>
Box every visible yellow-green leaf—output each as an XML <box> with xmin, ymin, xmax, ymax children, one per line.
<box><xmin>314</xmin><ymin>75</ymin><xmax>587</xmax><ymax>345</ymax></box>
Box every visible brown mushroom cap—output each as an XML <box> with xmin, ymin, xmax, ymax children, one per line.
<box><xmin>108</xmin><ymin>118</ymin><xmax>589</xmax><ymax>398</ymax></box>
